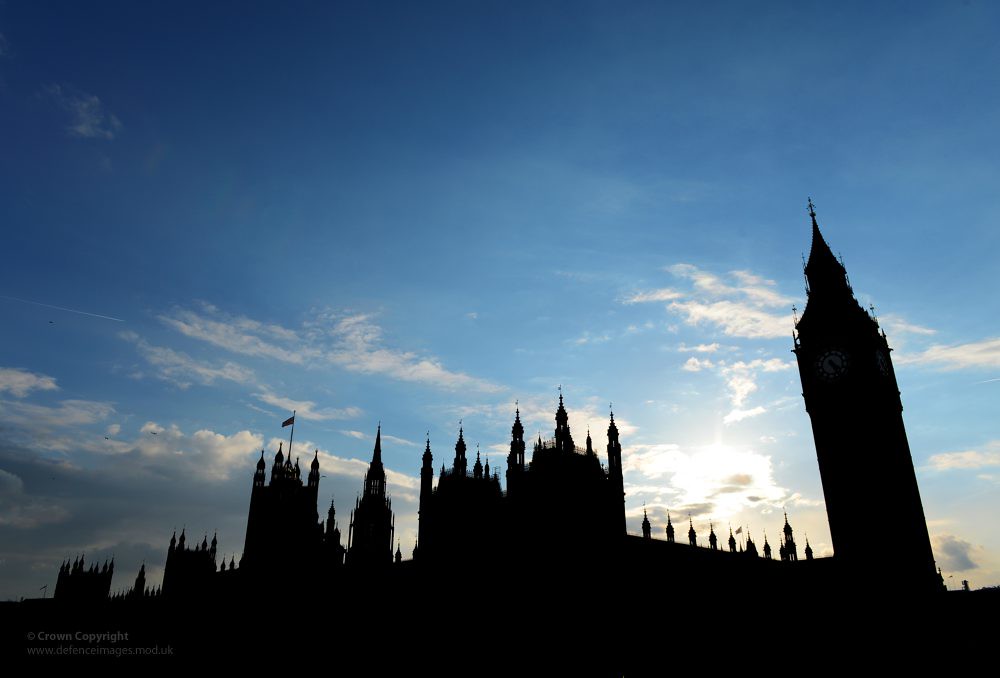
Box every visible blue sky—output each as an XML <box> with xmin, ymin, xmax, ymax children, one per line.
<box><xmin>1</xmin><ymin>1</ymin><xmax>998</xmax><ymax>598</ymax></box>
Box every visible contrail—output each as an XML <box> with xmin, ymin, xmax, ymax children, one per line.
<box><xmin>0</xmin><ymin>294</ymin><xmax>125</xmax><ymax>322</ymax></box>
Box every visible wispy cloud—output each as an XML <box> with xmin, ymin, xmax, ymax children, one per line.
<box><xmin>318</xmin><ymin>312</ymin><xmax>503</xmax><ymax>392</ymax></box>
<box><xmin>253</xmin><ymin>391</ymin><xmax>361</xmax><ymax>422</ymax></box>
<box><xmin>571</xmin><ymin>330</ymin><xmax>612</xmax><ymax>346</ymax></box>
<box><xmin>624</xmin><ymin>288</ymin><xmax>683</xmax><ymax>304</ymax></box>
<box><xmin>42</xmin><ymin>84</ymin><xmax>122</xmax><ymax>140</ymax></box>
<box><xmin>121</xmin><ymin>331</ymin><xmax>254</xmax><ymax>388</ymax></box>
<box><xmin>723</xmin><ymin>406</ymin><xmax>767</xmax><ymax>424</ymax></box>
<box><xmin>897</xmin><ymin>337</ymin><xmax>1000</xmax><ymax>370</ymax></box>
<box><xmin>159</xmin><ymin>304</ymin><xmax>501</xmax><ymax>392</ymax></box>
<box><xmin>928</xmin><ymin>441</ymin><xmax>1000</xmax><ymax>471</ymax></box>
<box><xmin>0</xmin><ymin>398</ymin><xmax>114</xmax><ymax>428</ymax></box>
<box><xmin>668</xmin><ymin>300</ymin><xmax>790</xmax><ymax>339</ymax></box>
<box><xmin>629</xmin><ymin>264</ymin><xmax>794</xmax><ymax>339</ymax></box>
<box><xmin>160</xmin><ymin>304</ymin><xmax>308</xmax><ymax>364</ymax></box>
<box><xmin>879</xmin><ymin>313</ymin><xmax>937</xmax><ymax>337</ymax></box>
<box><xmin>0</xmin><ymin>367</ymin><xmax>59</xmax><ymax>398</ymax></box>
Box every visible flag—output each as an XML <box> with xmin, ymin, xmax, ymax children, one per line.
<box><xmin>282</xmin><ymin>415</ymin><xmax>295</xmax><ymax>428</ymax></box>
<box><xmin>735</xmin><ymin>527</ymin><xmax>743</xmax><ymax>535</ymax></box>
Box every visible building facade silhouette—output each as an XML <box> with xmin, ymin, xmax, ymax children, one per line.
<box><xmin>47</xmin><ymin>204</ymin><xmax>946</xmax><ymax>605</ymax></box>
<box><xmin>794</xmin><ymin>201</ymin><xmax>939</xmax><ymax>592</ymax></box>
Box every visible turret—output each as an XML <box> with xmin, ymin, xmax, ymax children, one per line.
<box><xmin>606</xmin><ymin>409</ymin><xmax>626</xmax><ymax>536</ymax></box>
<box><xmin>554</xmin><ymin>389</ymin><xmax>574</xmax><ymax>453</ymax></box>
<box><xmin>308</xmin><ymin>449</ymin><xmax>320</xmax><ymax>490</ymax></box>
<box><xmin>418</xmin><ymin>436</ymin><xmax>433</xmax><ymax>556</ymax></box>
<box><xmin>641</xmin><ymin>507</ymin><xmax>651</xmax><ymax>539</ymax></box>
<box><xmin>473</xmin><ymin>448</ymin><xmax>483</xmax><ymax>479</ymax></box>
<box><xmin>688</xmin><ymin>517</ymin><xmax>697</xmax><ymax>547</ymax></box>
<box><xmin>454</xmin><ymin>424</ymin><xmax>468</xmax><ymax>477</ymax></box>
<box><xmin>507</xmin><ymin>405</ymin><xmax>526</xmax><ymax>495</ymax></box>
<box><xmin>665</xmin><ymin>512</ymin><xmax>675</xmax><ymax>543</ymax></box>
<box><xmin>782</xmin><ymin>511</ymin><xmax>798</xmax><ymax>561</ymax></box>
<box><xmin>254</xmin><ymin>450</ymin><xmax>266</xmax><ymax>487</ymax></box>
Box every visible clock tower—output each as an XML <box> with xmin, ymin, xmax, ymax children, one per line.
<box><xmin>793</xmin><ymin>200</ymin><xmax>938</xmax><ymax>593</ymax></box>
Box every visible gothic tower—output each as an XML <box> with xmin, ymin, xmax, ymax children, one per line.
<box><xmin>347</xmin><ymin>425</ymin><xmax>395</xmax><ymax>568</ymax></box>
<box><xmin>418</xmin><ymin>435</ymin><xmax>433</xmax><ymax>556</ymax></box>
<box><xmin>506</xmin><ymin>406</ymin><xmax>526</xmax><ymax>496</ymax></box>
<box><xmin>606</xmin><ymin>410</ymin><xmax>626</xmax><ymax>536</ymax></box>
<box><xmin>793</xmin><ymin>200</ymin><xmax>937</xmax><ymax>592</ymax></box>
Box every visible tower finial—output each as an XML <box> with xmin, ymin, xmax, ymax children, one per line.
<box><xmin>808</xmin><ymin>197</ymin><xmax>816</xmax><ymax>220</ymax></box>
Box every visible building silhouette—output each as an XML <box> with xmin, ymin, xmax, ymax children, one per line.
<box><xmin>53</xmin><ymin>555</ymin><xmax>113</xmax><ymax>603</ymax></box>
<box><xmin>30</xmin><ymin>203</ymin><xmax>967</xmax><ymax>664</ymax></box>
<box><xmin>794</xmin><ymin>200</ymin><xmax>939</xmax><ymax>592</ymax></box>
<box><xmin>345</xmin><ymin>425</ymin><xmax>395</xmax><ymax>568</ymax></box>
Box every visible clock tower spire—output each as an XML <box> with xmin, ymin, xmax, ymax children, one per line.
<box><xmin>793</xmin><ymin>200</ymin><xmax>938</xmax><ymax>593</ymax></box>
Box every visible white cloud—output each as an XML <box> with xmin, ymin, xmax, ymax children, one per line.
<box><xmin>682</xmin><ymin>357</ymin><xmax>714</xmax><ymax>372</ymax></box>
<box><xmin>121</xmin><ymin>332</ymin><xmax>254</xmax><ymax>388</ymax></box>
<box><xmin>572</xmin><ymin>331</ymin><xmax>612</xmax><ymax>346</ymax></box>
<box><xmin>928</xmin><ymin>441</ymin><xmax>1000</xmax><ymax>471</ymax></box>
<box><xmin>94</xmin><ymin>421</ymin><xmax>264</xmax><ymax>482</ymax></box>
<box><xmin>897</xmin><ymin>337</ymin><xmax>1000</xmax><ymax>370</ymax></box>
<box><xmin>720</xmin><ymin>359</ymin><xmax>792</xmax><ymax>407</ymax></box>
<box><xmin>629</xmin><ymin>264</ymin><xmax>794</xmax><ymax>339</ymax></box>
<box><xmin>0</xmin><ymin>367</ymin><xmax>59</xmax><ymax>398</ymax></box>
<box><xmin>159</xmin><ymin>305</ymin><xmax>308</xmax><ymax>364</ymax></box>
<box><xmin>723</xmin><ymin>406</ymin><xmax>767</xmax><ymax>424</ymax></box>
<box><xmin>160</xmin><ymin>303</ymin><xmax>501</xmax><ymax>392</ymax></box>
<box><xmin>106</xmin><ymin>424</ymin><xmax>121</xmax><ymax>437</ymax></box>
<box><xmin>668</xmin><ymin>300</ymin><xmax>790</xmax><ymax>339</ymax></box>
<box><xmin>253</xmin><ymin>391</ymin><xmax>361</xmax><ymax>421</ymax></box>
<box><xmin>625</xmin><ymin>288</ymin><xmax>683</xmax><ymax>304</ymax></box>
<box><xmin>879</xmin><ymin>313</ymin><xmax>937</xmax><ymax>337</ymax></box>
<box><xmin>43</xmin><ymin>84</ymin><xmax>122</xmax><ymax>140</ymax></box>
<box><xmin>320</xmin><ymin>312</ymin><xmax>503</xmax><ymax>392</ymax></box>
<box><xmin>678</xmin><ymin>343</ymin><xmax>720</xmax><ymax>353</ymax></box>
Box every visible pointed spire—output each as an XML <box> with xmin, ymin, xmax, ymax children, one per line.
<box><xmin>803</xmin><ymin>197</ymin><xmax>852</xmax><ymax>300</ymax></box>
<box><xmin>275</xmin><ymin>441</ymin><xmax>284</xmax><ymax>464</ymax></box>
<box><xmin>511</xmin><ymin>403</ymin><xmax>524</xmax><ymax>438</ymax></box>
<box><xmin>372</xmin><ymin>423</ymin><xmax>382</xmax><ymax>465</ymax></box>
<box><xmin>422</xmin><ymin>434</ymin><xmax>433</xmax><ymax>465</ymax></box>
<box><xmin>311</xmin><ymin>449</ymin><xmax>320</xmax><ymax>471</ymax></box>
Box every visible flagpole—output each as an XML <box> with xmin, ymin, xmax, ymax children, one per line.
<box><xmin>288</xmin><ymin>410</ymin><xmax>295</xmax><ymax>460</ymax></box>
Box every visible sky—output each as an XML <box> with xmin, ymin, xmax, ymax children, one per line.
<box><xmin>1</xmin><ymin>1</ymin><xmax>998</xmax><ymax>599</ymax></box>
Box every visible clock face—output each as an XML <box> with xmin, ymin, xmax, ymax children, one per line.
<box><xmin>815</xmin><ymin>349</ymin><xmax>849</xmax><ymax>381</ymax></box>
<box><xmin>876</xmin><ymin>350</ymin><xmax>890</xmax><ymax>376</ymax></box>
